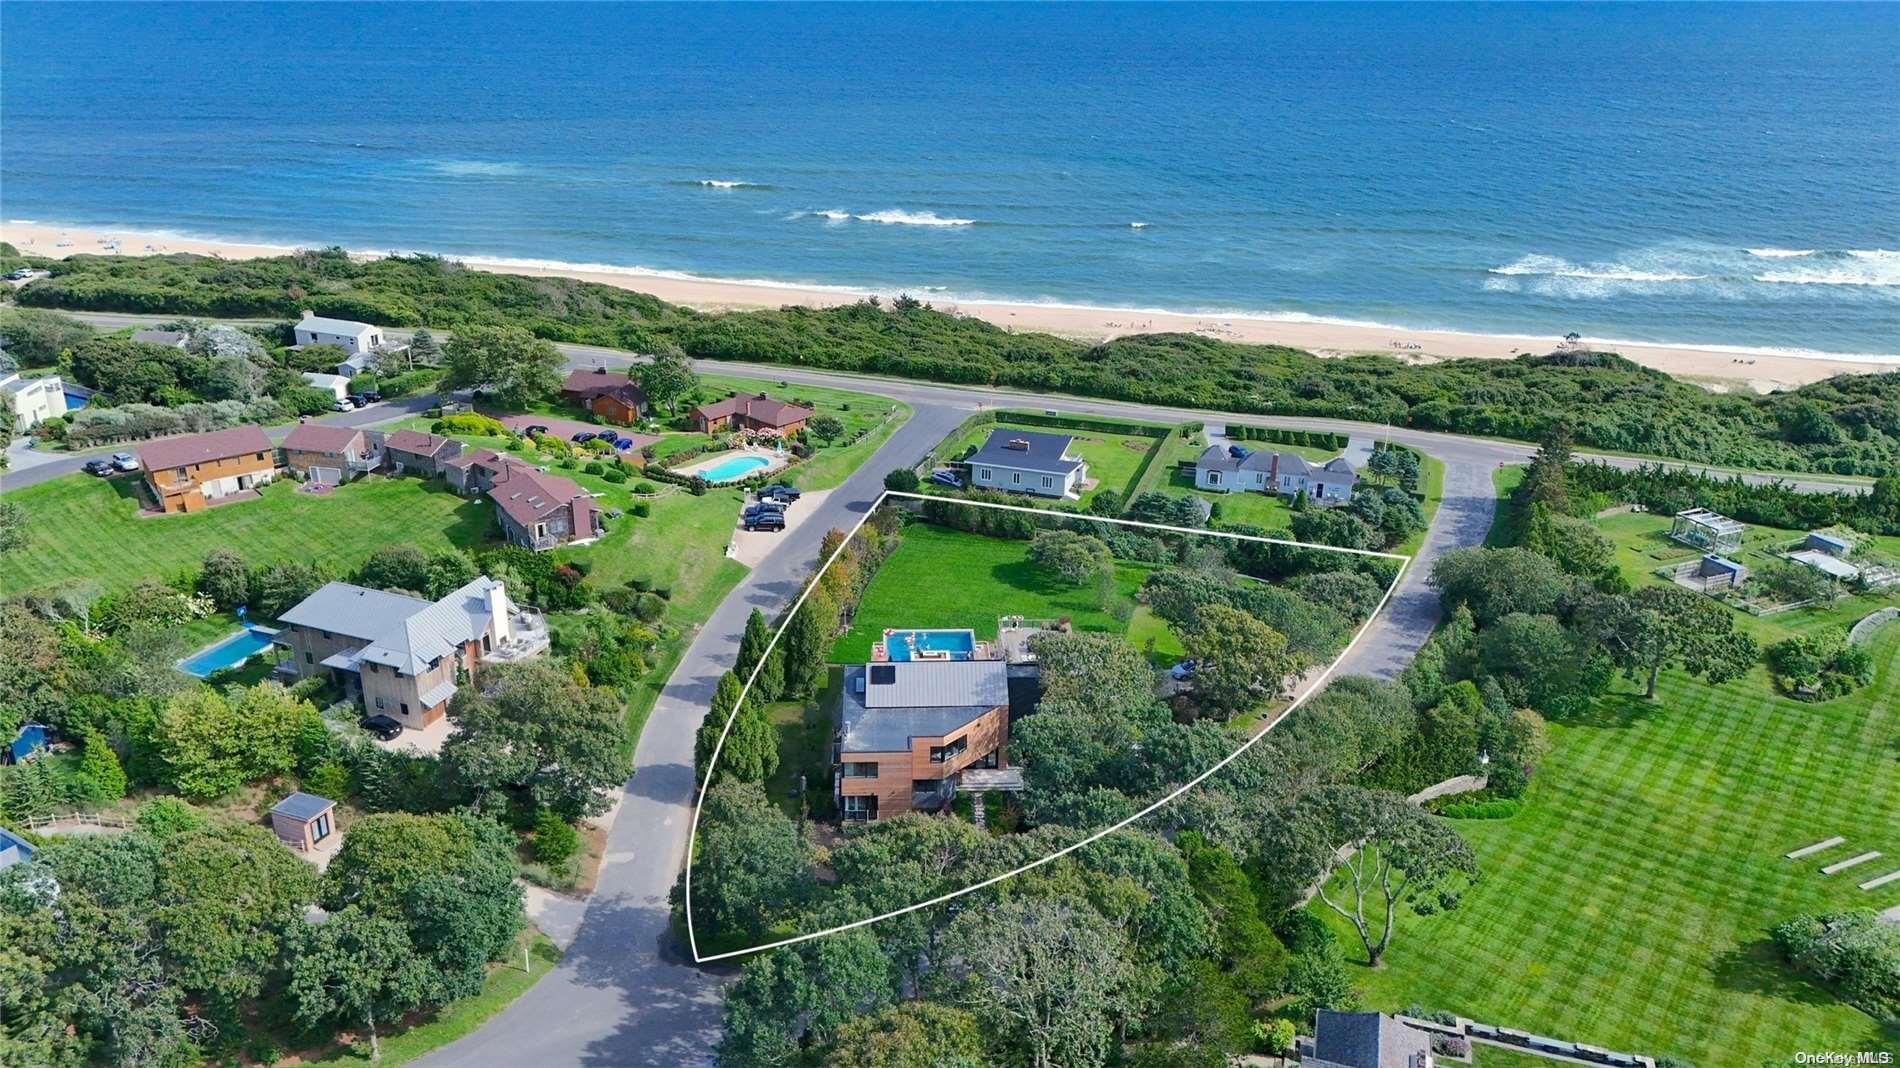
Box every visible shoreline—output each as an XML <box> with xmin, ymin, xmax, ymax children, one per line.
<box><xmin>6</xmin><ymin>221</ymin><xmax>1894</xmax><ymax>393</ymax></box>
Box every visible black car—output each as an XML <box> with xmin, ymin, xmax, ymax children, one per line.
<box><xmin>744</xmin><ymin>511</ymin><xmax>786</xmax><ymax>532</ymax></box>
<box><xmin>83</xmin><ymin>458</ymin><xmax>115</xmax><ymax>477</ymax></box>
<box><xmin>742</xmin><ymin>500</ymin><xmax>786</xmax><ymax>520</ymax></box>
<box><xmin>571</xmin><ymin>431</ymin><xmax>596</xmax><ymax>443</ymax></box>
<box><xmin>359</xmin><ymin>714</ymin><xmax>404</xmax><ymax>741</ymax></box>
<box><xmin>525</xmin><ymin>424</ymin><xmax>549</xmax><ymax>437</ymax></box>
<box><xmin>347</xmin><ymin>393</ymin><xmax>369</xmax><ymax>407</ymax></box>
<box><xmin>362</xmin><ymin>391</ymin><xmax>383</xmax><ymax>402</ymax></box>
<box><xmin>758</xmin><ymin>483</ymin><xmax>802</xmax><ymax>501</ymax></box>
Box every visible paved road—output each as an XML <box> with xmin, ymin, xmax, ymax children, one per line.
<box><xmin>415</xmin><ymin>401</ymin><xmax>969</xmax><ymax>1067</ymax></box>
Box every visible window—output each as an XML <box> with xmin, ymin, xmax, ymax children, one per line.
<box><xmin>1010</xmin><ymin>471</ymin><xmax>1021</xmax><ymax>485</ymax></box>
<box><xmin>929</xmin><ymin>736</ymin><xmax>968</xmax><ymax>764</ymax></box>
<box><xmin>840</xmin><ymin>762</ymin><xmax>879</xmax><ymax>779</ymax></box>
<box><xmin>1041</xmin><ymin>475</ymin><xmax>1054</xmax><ymax>489</ymax></box>
<box><xmin>841</xmin><ymin>795</ymin><xmax>877</xmax><ymax>821</ymax></box>
<box><xmin>375</xmin><ymin>697</ymin><xmax>385</xmax><ymax>709</ymax></box>
<box><xmin>976</xmin><ymin>467</ymin><xmax>991</xmax><ymax>482</ymax></box>
<box><xmin>1208</xmin><ymin>470</ymin><xmax>1221</xmax><ymax>486</ymax></box>
<box><xmin>400</xmin><ymin>702</ymin><xmax>410</xmax><ymax>716</ymax></box>
<box><xmin>311</xmin><ymin>813</ymin><xmax>331</xmax><ymax>842</ymax></box>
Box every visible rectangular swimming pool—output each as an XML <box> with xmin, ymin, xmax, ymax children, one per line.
<box><xmin>881</xmin><ymin>628</ymin><xmax>977</xmax><ymax>662</ymax></box>
<box><xmin>699</xmin><ymin>453</ymin><xmax>772</xmax><ymax>482</ymax></box>
<box><xmin>177</xmin><ymin>626</ymin><xmax>278</xmax><ymax>677</ymax></box>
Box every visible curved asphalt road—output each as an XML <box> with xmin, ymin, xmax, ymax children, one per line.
<box><xmin>21</xmin><ymin>313</ymin><xmax>1864</xmax><ymax>1063</ymax></box>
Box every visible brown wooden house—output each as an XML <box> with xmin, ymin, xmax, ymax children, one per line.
<box><xmin>689</xmin><ymin>392</ymin><xmax>813</xmax><ymax>436</ymax></box>
<box><xmin>137</xmin><ymin>425</ymin><xmax>279</xmax><ymax>513</ymax></box>
<box><xmin>561</xmin><ymin>368</ymin><xmax>648</xmax><ymax>426</ymax></box>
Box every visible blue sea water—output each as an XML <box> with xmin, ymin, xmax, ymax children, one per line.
<box><xmin>3</xmin><ymin>2</ymin><xmax>1896</xmax><ymax>356</ymax></box>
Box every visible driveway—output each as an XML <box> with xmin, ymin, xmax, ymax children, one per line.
<box><xmin>415</xmin><ymin>400</ymin><xmax>968</xmax><ymax>1068</ymax></box>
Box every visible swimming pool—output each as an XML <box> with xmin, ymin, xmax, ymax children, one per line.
<box><xmin>881</xmin><ymin>628</ymin><xmax>977</xmax><ymax>662</ymax></box>
<box><xmin>62</xmin><ymin>389</ymin><xmax>89</xmax><ymax>412</ymax></box>
<box><xmin>177</xmin><ymin>625</ymin><xmax>278</xmax><ymax>677</ymax></box>
<box><xmin>699</xmin><ymin>453</ymin><xmax>772</xmax><ymax>482</ymax></box>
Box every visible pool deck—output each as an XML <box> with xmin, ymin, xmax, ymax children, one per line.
<box><xmin>677</xmin><ymin>444</ymin><xmax>788</xmax><ymax>484</ymax></box>
<box><xmin>175</xmin><ymin>624</ymin><xmax>280</xmax><ymax>677</ymax></box>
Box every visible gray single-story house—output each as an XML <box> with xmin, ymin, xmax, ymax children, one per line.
<box><xmin>965</xmin><ymin>429</ymin><xmax>1087</xmax><ymax>499</ymax></box>
<box><xmin>1194</xmin><ymin>444</ymin><xmax>1357</xmax><ymax>502</ymax></box>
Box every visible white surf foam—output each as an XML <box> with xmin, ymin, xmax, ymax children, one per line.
<box><xmin>1487</xmin><ymin>254</ymin><xmax>1703</xmax><ymax>283</ymax></box>
<box><xmin>853</xmin><ymin>209</ymin><xmax>975</xmax><ymax>227</ymax></box>
<box><xmin>1745</xmin><ymin>247</ymin><xmax>1817</xmax><ymax>258</ymax></box>
<box><xmin>1755</xmin><ymin>249</ymin><xmax>1899</xmax><ymax>286</ymax></box>
<box><xmin>697</xmin><ymin>179</ymin><xmax>767</xmax><ymax>189</ymax></box>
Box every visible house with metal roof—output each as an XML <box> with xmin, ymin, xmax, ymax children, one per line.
<box><xmin>269</xmin><ymin>791</ymin><xmax>337</xmax><ymax>853</ymax></box>
<box><xmin>1193</xmin><ymin>444</ymin><xmax>1358</xmax><ymax>502</ymax></box>
<box><xmin>964</xmin><ymin>428</ymin><xmax>1088</xmax><ymax>499</ymax></box>
<box><xmin>273</xmin><ymin>576</ymin><xmax>547</xmax><ymax>730</ymax></box>
<box><xmin>835</xmin><ymin>657</ymin><xmax>1014</xmax><ymax>821</ymax></box>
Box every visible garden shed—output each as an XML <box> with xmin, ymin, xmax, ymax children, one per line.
<box><xmin>269</xmin><ymin>791</ymin><xmax>337</xmax><ymax>852</ymax></box>
<box><xmin>1670</xmin><ymin>508</ymin><xmax>1744</xmax><ymax>555</ymax></box>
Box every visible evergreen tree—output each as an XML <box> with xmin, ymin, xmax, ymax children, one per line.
<box><xmin>737</xmin><ymin>609</ymin><xmax>772</xmax><ymax>677</ymax></box>
<box><xmin>75</xmin><ymin>725</ymin><xmax>128</xmax><ymax>804</ymax></box>
<box><xmin>407</xmin><ymin>327</ymin><xmax>442</xmax><ymax>365</ymax></box>
<box><xmin>1512</xmin><ymin>422</ymin><xmax>1574</xmax><ymax>526</ymax></box>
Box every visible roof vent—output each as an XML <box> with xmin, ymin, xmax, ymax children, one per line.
<box><xmin>869</xmin><ymin>664</ymin><xmax>897</xmax><ymax>685</ymax></box>
<box><xmin>1005</xmin><ymin>438</ymin><xmax>1030</xmax><ymax>451</ymax></box>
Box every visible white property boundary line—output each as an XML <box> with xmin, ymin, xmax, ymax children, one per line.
<box><xmin>685</xmin><ymin>490</ymin><xmax>1412</xmax><ymax>964</ymax></box>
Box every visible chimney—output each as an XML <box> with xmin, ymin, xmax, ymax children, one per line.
<box><xmin>486</xmin><ymin>580</ymin><xmax>514</xmax><ymax>646</ymax></box>
<box><xmin>1006</xmin><ymin>438</ymin><xmax>1029</xmax><ymax>451</ymax></box>
<box><xmin>300</xmin><ymin>309</ymin><xmax>315</xmax><ymax>320</ymax></box>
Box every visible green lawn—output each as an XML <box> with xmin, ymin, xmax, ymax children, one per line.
<box><xmin>946</xmin><ymin>420</ymin><xmax>1164</xmax><ymax>507</ymax></box>
<box><xmin>2</xmin><ymin>475</ymin><xmax>493</xmax><ymax>597</ymax></box>
<box><xmin>696</xmin><ymin>372</ymin><xmax>908</xmax><ymax>490</ymax></box>
<box><xmin>828</xmin><ymin>523</ymin><xmax>1156</xmax><ymax>663</ymax></box>
<box><xmin>1319</xmin><ymin>627</ymin><xmax>1900</xmax><ymax>1064</ymax></box>
<box><xmin>763</xmin><ymin>669</ymin><xmax>842</xmax><ymax>820</ymax></box>
<box><xmin>1594</xmin><ymin>510</ymin><xmax>1899</xmax><ymax>645</ymax></box>
<box><xmin>1487</xmin><ymin>465</ymin><xmax>1525</xmax><ymax>547</ymax></box>
<box><xmin>1392</xmin><ymin>453</ymin><xmax>1446</xmax><ymax>557</ymax></box>
<box><xmin>1125</xmin><ymin>605</ymin><xmax>1186</xmax><ymax>666</ymax></box>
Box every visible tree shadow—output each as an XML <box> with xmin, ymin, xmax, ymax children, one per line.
<box><xmin>1560</xmin><ymin>691</ymin><xmax>1660</xmax><ymax>731</ymax></box>
<box><xmin>1708</xmin><ymin>937</ymin><xmax>1838</xmax><ymax>1009</ymax></box>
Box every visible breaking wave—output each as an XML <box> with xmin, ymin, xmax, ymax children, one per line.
<box><xmin>1487</xmin><ymin>254</ymin><xmax>1703</xmax><ymax>283</ymax></box>
<box><xmin>792</xmin><ymin>208</ymin><xmax>976</xmax><ymax>227</ymax></box>
<box><xmin>1753</xmin><ymin>249</ymin><xmax>1900</xmax><ymax>287</ymax></box>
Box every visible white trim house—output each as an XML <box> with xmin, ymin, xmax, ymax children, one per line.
<box><xmin>1</xmin><ymin>372</ymin><xmax>66</xmax><ymax>431</ymax></box>
<box><xmin>965</xmin><ymin>429</ymin><xmax>1087</xmax><ymax>498</ymax></box>
<box><xmin>1194</xmin><ymin>445</ymin><xmax>1357</xmax><ymax>502</ymax></box>
<box><xmin>293</xmin><ymin>311</ymin><xmax>385</xmax><ymax>356</ymax></box>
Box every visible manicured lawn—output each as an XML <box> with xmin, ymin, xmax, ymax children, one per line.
<box><xmin>1318</xmin><ymin>627</ymin><xmax>1900</xmax><ymax>1064</ymax></box>
<box><xmin>1487</xmin><ymin>465</ymin><xmax>1525</xmax><ymax>547</ymax></box>
<box><xmin>762</xmin><ymin>669</ymin><xmax>842</xmax><ymax>820</ymax></box>
<box><xmin>828</xmin><ymin>523</ymin><xmax>1156</xmax><ymax>663</ymax></box>
<box><xmin>696</xmin><ymin>372</ymin><xmax>909</xmax><ymax>490</ymax></box>
<box><xmin>303</xmin><ymin>930</ymin><xmax>562</xmax><ymax>1067</ymax></box>
<box><xmin>2</xmin><ymin>474</ymin><xmax>493</xmax><ymax>597</ymax></box>
<box><xmin>1125</xmin><ymin>605</ymin><xmax>1186</xmax><ymax>666</ymax></box>
<box><xmin>946</xmin><ymin>420</ymin><xmax>1165</xmax><ymax>506</ymax></box>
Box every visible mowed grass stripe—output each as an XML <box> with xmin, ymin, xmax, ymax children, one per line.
<box><xmin>4</xmin><ymin>475</ymin><xmax>493</xmax><ymax>595</ymax></box>
<box><xmin>1320</xmin><ymin>628</ymin><xmax>1900</xmax><ymax>1064</ymax></box>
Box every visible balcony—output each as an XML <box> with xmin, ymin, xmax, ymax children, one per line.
<box><xmin>483</xmin><ymin>610</ymin><xmax>551</xmax><ymax>664</ymax></box>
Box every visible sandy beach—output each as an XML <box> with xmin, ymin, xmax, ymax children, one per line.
<box><xmin>6</xmin><ymin>221</ymin><xmax>1892</xmax><ymax>392</ymax></box>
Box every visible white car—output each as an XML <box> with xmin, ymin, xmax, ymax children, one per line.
<box><xmin>110</xmin><ymin>452</ymin><xmax>140</xmax><ymax>472</ymax></box>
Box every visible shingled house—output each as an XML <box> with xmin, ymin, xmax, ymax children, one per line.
<box><xmin>1193</xmin><ymin>444</ymin><xmax>1357</xmax><ymax>503</ymax></box>
<box><xmin>689</xmin><ymin>392</ymin><xmax>813</xmax><ymax>436</ymax></box>
<box><xmin>561</xmin><ymin>368</ymin><xmax>649</xmax><ymax>425</ymax></box>
<box><xmin>443</xmin><ymin>449</ymin><xmax>602</xmax><ymax>550</ymax></box>
<box><xmin>274</xmin><ymin>576</ymin><xmax>546</xmax><ymax>730</ymax></box>
<box><xmin>281</xmin><ymin>424</ymin><xmax>384</xmax><ymax>483</ymax></box>
<box><xmin>137</xmin><ymin>425</ymin><xmax>279</xmax><ymax>513</ymax></box>
<box><xmin>383</xmin><ymin>429</ymin><xmax>464</xmax><ymax>477</ymax></box>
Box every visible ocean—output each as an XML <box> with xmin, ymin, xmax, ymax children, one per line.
<box><xmin>3</xmin><ymin>2</ymin><xmax>1896</xmax><ymax>356</ymax></box>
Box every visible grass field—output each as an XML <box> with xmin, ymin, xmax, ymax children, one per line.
<box><xmin>1318</xmin><ymin>626</ymin><xmax>1900</xmax><ymax>1064</ymax></box>
<box><xmin>1</xmin><ymin>475</ymin><xmax>493</xmax><ymax>597</ymax></box>
<box><xmin>763</xmin><ymin>669</ymin><xmax>842</xmax><ymax>820</ymax></box>
<box><xmin>828</xmin><ymin>522</ymin><xmax>1156</xmax><ymax>663</ymax></box>
<box><xmin>946</xmin><ymin>419</ymin><xmax>1164</xmax><ymax>506</ymax></box>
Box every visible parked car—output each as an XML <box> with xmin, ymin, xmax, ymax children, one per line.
<box><xmin>331</xmin><ymin>399</ymin><xmax>355</xmax><ymax>412</ymax></box>
<box><xmin>347</xmin><ymin>393</ymin><xmax>369</xmax><ymax>408</ymax></box>
<box><xmin>570</xmin><ymin>431</ymin><xmax>596</xmax><ymax>443</ymax></box>
<box><xmin>362</xmin><ymin>390</ymin><xmax>383</xmax><ymax>402</ymax></box>
<box><xmin>611</xmin><ymin>435</ymin><xmax>635</xmax><ymax>450</ymax></box>
<box><xmin>1168</xmin><ymin>659</ymin><xmax>1196</xmax><ymax>681</ymax></box>
<box><xmin>743</xmin><ymin>500</ymin><xmax>786</xmax><ymax>518</ymax></box>
<box><xmin>359</xmin><ymin>714</ymin><xmax>404</xmax><ymax>741</ymax></box>
<box><xmin>110</xmin><ymin>452</ymin><xmax>140</xmax><ymax>472</ymax></box>
<box><xmin>4</xmin><ymin>268</ymin><xmax>32</xmax><ymax>281</ymax></box>
<box><xmin>83</xmin><ymin>458</ymin><xmax>115</xmax><ymax>477</ymax></box>
<box><xmin>525</xmin><ymin>424</ymin><xmax>549</xmax><ymax>437</ymax></box>
<box><xmin>928</xmin><ymin>470</ymin><xmax>964</xmax><ymax>488</ymax></box>
<box><xmin>744</xmin><ymin>511</ymin><xmax>787</xmax><ymax>533</ymax></box>
<box><xmin>758</xmin><ymin>483</ymin><xmax>802</xmax><ymax>501</ymax></box>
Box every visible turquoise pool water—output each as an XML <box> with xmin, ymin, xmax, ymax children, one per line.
<box><xmin>178</xmin><ymin>626</ymin><xmax>277</xmax><ymax>677</ymax></box>
<box><xmin>700</xmin><ymin>454</ymin><xmax>771</xmax><ymax>482</ymax></box>
<box><xmin>883</xmin><ymin>629</ymin><xmax>976</xmax><ymax>662</ymax></box>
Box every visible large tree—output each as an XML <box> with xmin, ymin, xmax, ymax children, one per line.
<box><xmin>942</xmin><ymin>895</ymin><xmax>1133</xmax><ymax>1068</ymax></box>
<box><xmin>1294</xmin><ymin>786</ymin><xmax>1477</xmax><ymax>966</ymax></box>
<box><xmin>716</xmin><ymin>928</ymin><xmax>895</xmax><ymax>1067</ymax></box>
<box><xmin>0</xmin><ymin>306</ymin><xmax>94</xmax><ymax>364</ymax></box>
<box><xmin>284</xmin><ymin>906</ymin><xmax>433</xmax><ymax>1063</ymax></box>
<box><xmin>688</xmin><ymin>780</ymin><xmax>813</xmax><ymax>944</ymax></box>
<box><xmin>156</xmin><ymin>682</ymin><xmax>319</xmax><ymax>800</ymax></box>
<box><xmin>1429</xmin><ymin>546</ymin><xmax>1574</xmax><ymax>625</ymax></box>
<box><xmin>637</xmin><ymin>345</ymin><xmax>698</xmax><ymax>414</ymax></box>
<box><xmin>1603</xmin><ymin>584</ymin><xmax>1758</xmax><ymax>698</ymax></box>
<box><xmin>1179</xmin><ymin>603</ymin><xmax>1294</xmax><ymax>719</ymax></box>
<box><xmin>442</xmin><ymin>324</ymin><xmax>564</xmax><ymax>408</ymax></box>
<box><xmin>1027</xmin><ymin>530</ymin><xmax>1113</xmax><ymax>587</ymax></box>
<box><xmin>445</xmin><ymin>660</ymin><xmax>629</xmax><ymax>820</ymax></box>
<box><xmin>824</xmin><ymin>1003</ymin><xmax>989</xmax><ymax>1068</ymax></box>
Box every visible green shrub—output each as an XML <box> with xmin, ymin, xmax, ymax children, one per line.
<box><xmin>602</xmin><ymin>467</ymin><xmax>629</xmax><ymax>484</ymax></box>
<box><xmin>1439</xmin><ymin>797</ymin><xmax>1521</xmax><ymax>820</ymax></box>
<box><xmin>633</xmin><ymin>480</ymin><xmax>656</xmax><ymax>494</ymax></box>
<box><xmin>633</xmin><ymin>501</ymin><xmax>651</xmax><ymax>517</ymax></box>
<box><xmin>583</xmin><ymin>461</ymin><xmax>605</xmax><ymax>476</ymax></box>
<box><xmin>533</xmin><ymin>808</ymin><xmax>579</xmax><ymax>867</ymax></box>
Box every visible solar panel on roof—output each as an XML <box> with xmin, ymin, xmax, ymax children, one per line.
<box><xmin>869</xmin><ymin>664</ymin><xmax>897</xmax><ymax>685</ymax></box>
